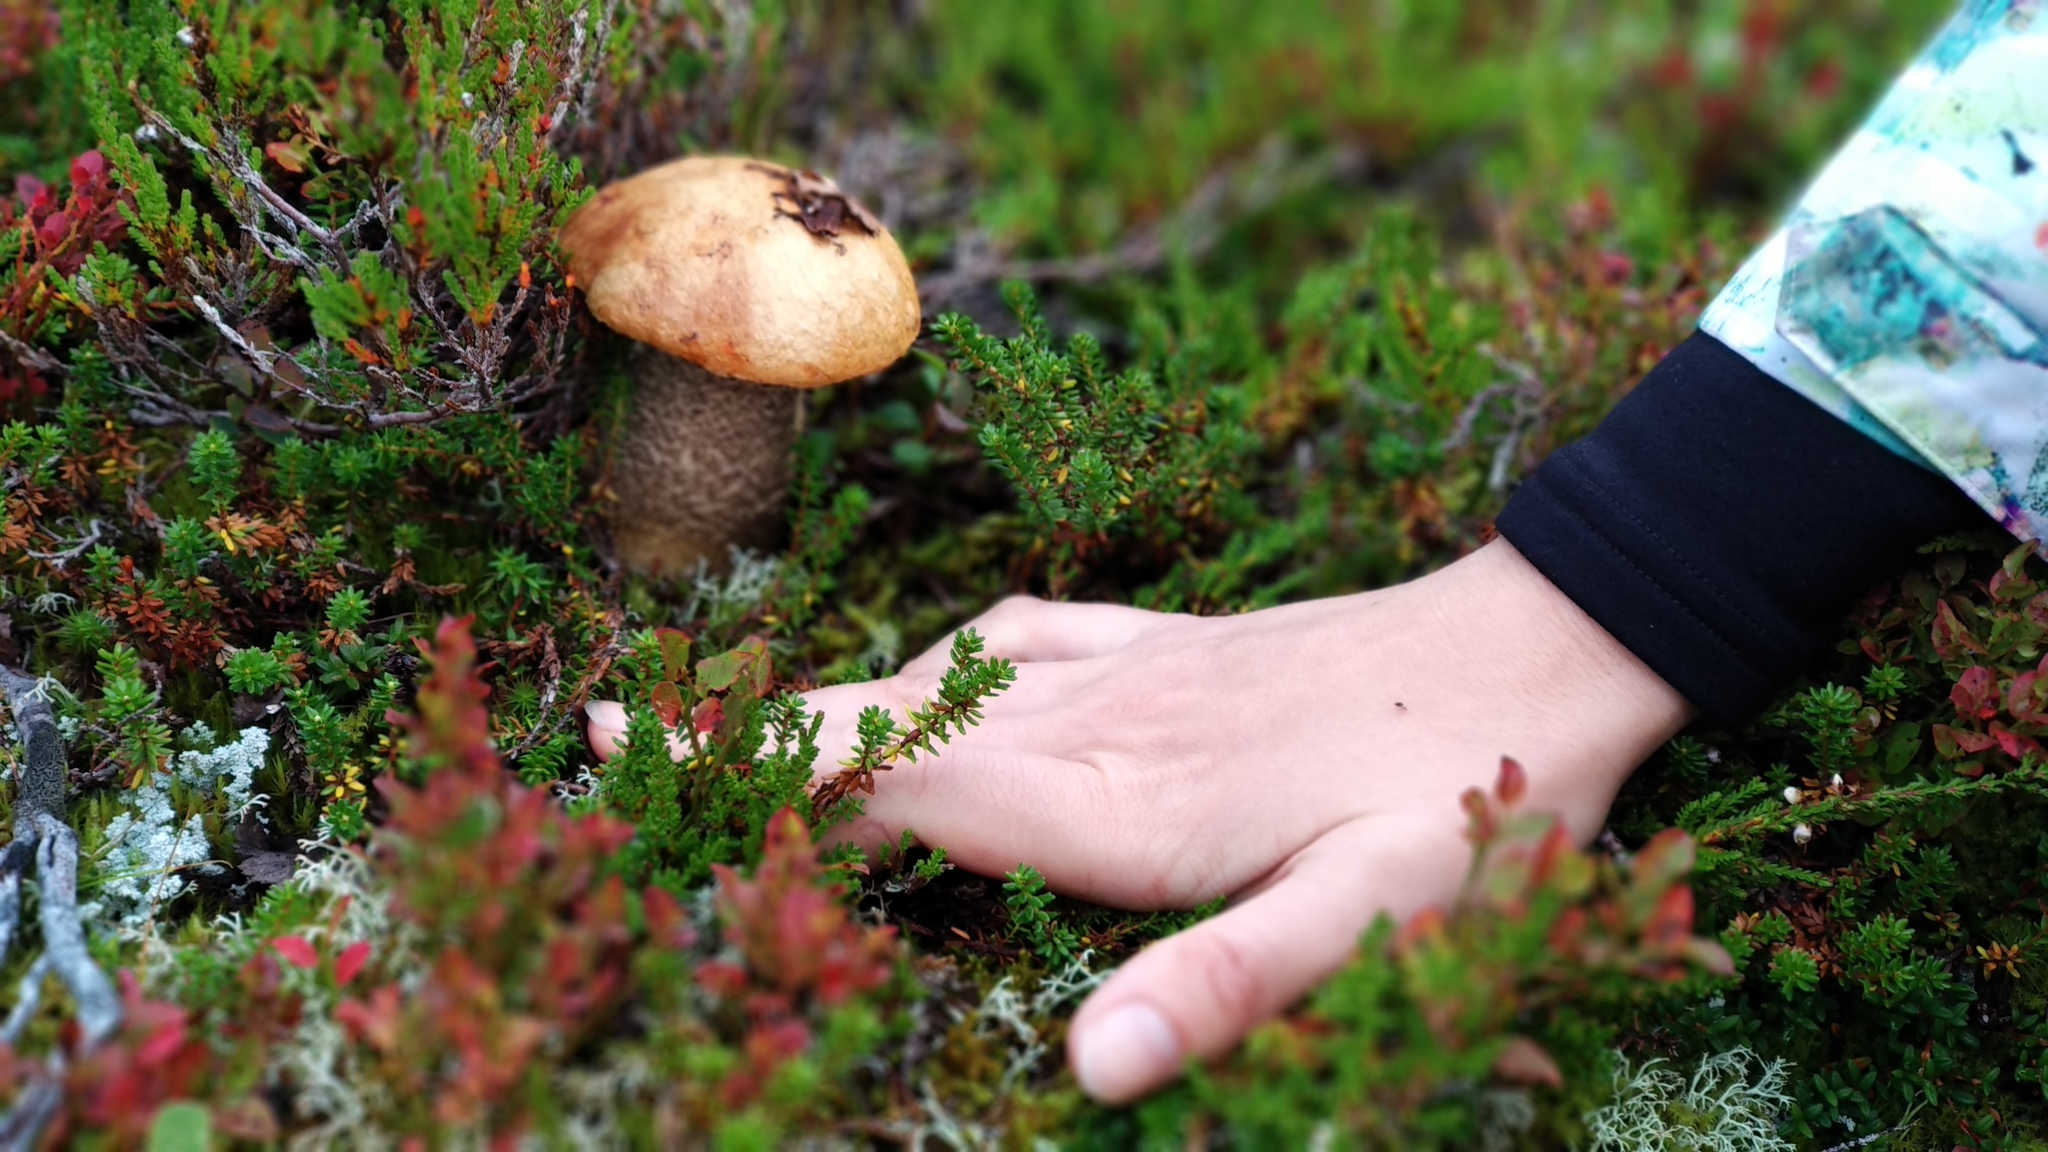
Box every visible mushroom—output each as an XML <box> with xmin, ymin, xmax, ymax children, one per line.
<box><xmin>560</xmin><ymin>156</ymin><xmax>920</xmax><ymax>575</ymax></box>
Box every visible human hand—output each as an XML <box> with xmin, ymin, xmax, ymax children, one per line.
<box><xmin>586</xmin><ymin>538</ymin><xmax>1692</xmax><ymax>1102</ymax></box>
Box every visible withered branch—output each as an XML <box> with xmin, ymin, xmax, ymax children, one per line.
<box><xmin>918</xmin><ymin>137</ymin><xmax>1369</xmax><ymax>309</ymax></box>
<box><xmin>0</xmin><ymin>664</ymin><xmax>124</xmax><ymax>1150</ymax></box>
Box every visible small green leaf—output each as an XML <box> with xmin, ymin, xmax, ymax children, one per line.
<box><xmin>656</xmin><ymin>627</ymin><xmax>693</xmax><ymax>683</ymax></box>
<box><xmin>697</xmin><ymin>636</ymin><xmax>771</xmax><ymax>697</ymax></box>
<box><xmin>146</xmin><ymin>1102</ymin><xmax>212</xmax><ymax>1152</ymax></box>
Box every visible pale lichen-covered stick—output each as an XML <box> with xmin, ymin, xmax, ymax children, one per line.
<box><xmin>0</xmin><ymin>665</ymin><xmax>124</xmax><ymax>1150</ymax></box>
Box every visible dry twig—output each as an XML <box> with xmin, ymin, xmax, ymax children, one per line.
<box><xmin>0</xmin><ymin>665</ymin><xmax>124</xmax><ymax>1151</ymax></box>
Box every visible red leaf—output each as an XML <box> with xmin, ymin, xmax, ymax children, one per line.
<box><xmin>649</xmin><ymin>680</ymin><xmax>684</xmax><ymax>728</ymax></box>
<box><xmin>35</xmin><ymin>209</ymin><xmax>67</xmax><ymax>247</ymax></box>
<box><xmin>1460</xmin><ymin>787</ymin><xmax>1496</xmax><ymax>846</ymax></box>
<box><xmin>691</xmin><ymin>696</ymin><xmax>724</xmax><ymax>735</ymax></box>
<box><xmin>335</xmin><ymin>985</ymin><xmax>403</xmax><ymax>1052</ymax></box>
<box><xmin>1641</xmin><ymin>884</ymin><xmax>1696</xmax><ymax>949</ymax></box>
<box><xmin>1530</xmin><ymin>822</ymin><xmax>1594</xmax><ymax>899</ymax></box>
<box><xmin>1992</xmin><ymin>723</ymin><xmax>2039</xmax><ymax>759</ymax></box>
<box><xmin>272</xmin><ymin>936</ymin><xmax>318</xmax><ymax>969</ymax></box>
<box><xmin>1932</xmin><ymin>602</ymin><xmax>1987</xmax><ymax>661</ymax></box>
<box><xmin>69</xmin><ymin>149</ymin><xmax>107</xmax><ymax>187</ymax></box>
<box><xmin>1393</xmin><ymin>905</ymin><xmax>1449</xmax><ymax>956</ymax></box>
<box><xmin>750</xmin><ymin>1018</ymin><xmax>811</xmax><ymax>1062</ymax></box>
<box><xmin>1951</xmin><ymin>666</ymin><xmax>1998</xmax><ymax>720</ymax></box>
<box><xmin>263</xmin><ymin>139</ymin><xmax>311</xmax><ymax>174</ymax></box>
<box><xmin>1934</xmin><ymin>724</ymin><xmax>1999</xmax><ymax>757</ymax></box>
<box><xmin>1494</xmin><ymin>756</ymin><xmax>1527</xmax><ymax>806</ymax></box>
<box><xmin>1632</xmin><ymin>828</ymin><xmax>1697</xmax><ymax>893</ymax></box>
<box><xmin>334</xmin><ymin>941</ymin><xmax>371</xmax><ymax>987</ymax></box>
<box><xmin>1546</xmin><ymin>906</ymin><xmax>1589</xmax><ymax>957</ymax></box>
<box><xmin>393</xmin><ymin>617</ymin><xmax>499</xmax><ymax>779</ymax></box>
<box><xmin>642</xmin><ymin>887</ymin><xmax>697</xmax><ymax>951</ymax></box>
<box><xmin>697</xmin><ymin>961</ymin><xmax>747</xmax><ymax>998</ymax></box>
<box><xmin>2008</xmin><ymin>671</ymin><xmax>2046</xmax><ymax>722</ymax></box>
<box><xmin>134</xmin><ymin>1019</ymin><xmax>190</xmax><ymax>1067</ymax></box>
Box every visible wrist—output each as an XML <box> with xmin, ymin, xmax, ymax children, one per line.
<box><xmin>1435</xmin><ymin>538</ymin><xmax>1696</xmax><ymax>828</ymax></box>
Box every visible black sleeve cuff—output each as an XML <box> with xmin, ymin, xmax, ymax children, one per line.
<box><xmin>1494</xmin><ymin>330</ymin><xmax>1990</xmax><ymax>726</ymax></box>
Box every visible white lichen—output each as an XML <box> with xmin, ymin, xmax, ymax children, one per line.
<box><xmin>266</xmin><ymin>840</ymin><xmax>414</xmax><ymax>1150</ymax></box>
<box><xmin>680</xmin><ymin>547</ymin><xmax>781</xmax><ymax>626</ymax></box>
<box><xmin>173</xmin><ymin>724</ymin><xmax>270</xmax><ymax>822</ymax></box>
<box><xmin>1474</xmin><ymin>1088</ymin><xmax>1536</xmax><ymax>1152</ymax></box>
<box><xmin>1030</xmin><ymin>949</ymin><xmax>1108</xmax><ymax>1015</ymax></box>
<box><xmin>1583</xmin><ymin>1047</ymin><xmax>1795</xmax><ymax>1152</ymax></box>
<box><xmin>960</xmin><ymin>951</ymin><xmax>1108</xmax><ymax>1099</ymax></box>
<box><xmin>27</xmin><ymin>591</ymin><xmax>75</xmax><ymax>614</ymax></box>
<box><xmin>90</xmin><ymin>728</ymin><xmax>272</xmax><ymax>933</ymax></box>
<box><xmin>908</xmin><ymin>1078</ymin><xmax>1000</xmax><ymax>1151</ymax></box>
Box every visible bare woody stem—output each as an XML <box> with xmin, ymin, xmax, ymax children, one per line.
<box><xmin>0</xmin><ymin>665</ymin><xmax>125</xmax><ymax>1149</ymax></box>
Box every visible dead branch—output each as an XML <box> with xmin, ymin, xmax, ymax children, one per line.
<box><xmin>918</xmin><ymin>137</ymin><xmax>1369</xmax><ymax>309</ymax></box>
<box><xmin>0</xmin><ymin>664</ymin><xmax>125</xmax><ymax>1149</ymax></box>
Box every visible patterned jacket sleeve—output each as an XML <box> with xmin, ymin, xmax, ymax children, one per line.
<box><xmin>1697</xmin><ymin>0</ymin><xmax>2048</xmax><ymax>543</ymax></box>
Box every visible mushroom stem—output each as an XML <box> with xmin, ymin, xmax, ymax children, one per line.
<box><xmin>612</xmin><ymin>350</ymin><xmax>799</xmax><ymax>576</ymax></box>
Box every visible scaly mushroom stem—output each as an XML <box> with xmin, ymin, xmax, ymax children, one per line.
<box><xmin>562</xmin><ymin>157</ymin><xmax>920</xmax><ymax>576</ymax></box>
<box><xmin>612</xmin><ymin>350</ymin><xmax>799</xmax><ymax>576</ymax></box>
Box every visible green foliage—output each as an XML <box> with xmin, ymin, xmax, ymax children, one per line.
<box><xmin>596</xmin><ymin>629</ymin><xmax>822</xmax><ymax>890</ymax></box>
<box><xmin>222</xmin><ymin>647</ymin><xmax>292</xmax><ymax>696</ymax></box>
<box><xmin>1618</xmin><ymin>541</ymin><xmax>2048</xmax><ymax>1148</ymax></box>
<box><xmin>1003</xmin><ymin>864</ymin><xmax>1080</xmax><ymax>965</ymax></box>
<box><xmin>1098</xmin><ymin>761</ymin><xmax>1734</xmax><ymax>1148</ymax></box>
<box><xmin>185</xmin><ymin>429</ymin><xmax>240</xmax><ymax>512</ymax></box>
<box><xmin>811</xmin><ymin>627</ymin><xmax>1016</xmax><ymax>815</ymax></box>
<box><xmin>93</xmin><ymin>642</ymin><xmax>173</xmax><ymax>785</ymax></box>
<box><xmin>935</xmin><ymin>284</ymin><xmax>1257</xmax><ymax>594</ymax></box>
<box><xmin>848</xmin><ymin>0</ymin><xmax>1951</xmax><ymax>268</ymax></box>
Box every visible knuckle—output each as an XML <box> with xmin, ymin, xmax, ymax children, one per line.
<box><xmin>885</xmin><ymin>673</ymin><xmax>940</xmax><ymax>710</ymax></box>
<box><xmin>982</xmin><ymin>595</ymin><xmax>1046</xmax><ymax>627</ymax></box>
<box><xmin>1177</xmin><ymin>930</ymin><xmax>1268</xmax><ymax>1031</ymax></box>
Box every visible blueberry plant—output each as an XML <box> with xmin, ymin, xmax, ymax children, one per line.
<box><xmin>1</xmin><ymin>0</ymin><xmax>2043</xmax><ymax>1147</ymax></box>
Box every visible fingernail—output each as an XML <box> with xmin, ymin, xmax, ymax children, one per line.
<box><xmin>583</xmin><ymin>700</ymin><xmax>625</xmax><ymax>729</ymax></box>
<box><xmin>1073</xmin><ymin>1002</ymin><xmax>1179</xmax><ymax>1102</ymax></box>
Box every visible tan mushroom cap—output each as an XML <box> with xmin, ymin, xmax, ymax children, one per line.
<box><xmin>559</xmin><ymin>156</ymin><xmax>920</xmax><ymax>388</ymax></box>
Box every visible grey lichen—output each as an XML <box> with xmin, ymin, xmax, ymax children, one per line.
<box><xmin>1583</xmin><ymin>1047</ymin><xmax>1795</xmax><ymax>1152</ymax></box>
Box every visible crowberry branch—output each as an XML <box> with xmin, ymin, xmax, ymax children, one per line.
<box><xmin>810</xmin><ymin>629</ymin><xmax>1015</xmax><ymax>819</ymax></box>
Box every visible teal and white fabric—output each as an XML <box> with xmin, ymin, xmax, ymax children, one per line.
<box><xmin>1698</xmin><ymin>0</ymin><xmax>2048</xmax><ymax>542</ymax></box>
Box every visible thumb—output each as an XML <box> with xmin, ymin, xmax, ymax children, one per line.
<box><xmin>1065</xmin><ymin>817</ymin><xmax>1468</xmax><ymax>1103</ymax></box>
